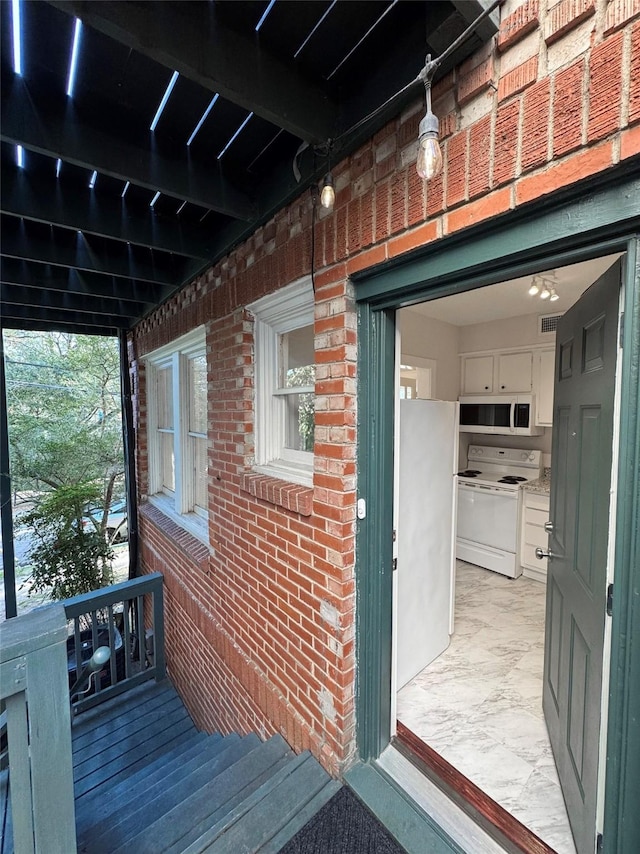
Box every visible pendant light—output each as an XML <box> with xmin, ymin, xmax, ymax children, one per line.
<box><xmin>416</xmin><ymin>55</ymin><xmax>442</xmax><ymax>181</ymax></box>
<box><xmin>320</xmin><ymin>172</ymin><xmax>335</xmax><ymax>210</ymax></box>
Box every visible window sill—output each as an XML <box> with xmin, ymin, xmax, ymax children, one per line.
<box><xmin>240</xmin><ymin>472</ymin><xmax>313</xmax><ymax>516</ymax></box>
<box><xmin>140</xmin><ymin>500</ymin><xmax>210</xmax><ymax>568</ymax></box>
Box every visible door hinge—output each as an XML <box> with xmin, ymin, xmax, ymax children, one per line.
<box><xmin>619</xmin><ymin>312</ymin><xmax>624</xmax><ymax>349</ymax></box>
<box><xmin>597</xmin><ymin>832</ymin><xmax>603</xmax><ymax>852</ymax></box>
<box><xmin>392</xmin><ymin>557</ymin><xmax>398</xmax><ymax>572</ymax></box>
<box><xmin>606</xmin><ymin>584</ymin><xmax>614</xmax><ymax>617</ymax></box>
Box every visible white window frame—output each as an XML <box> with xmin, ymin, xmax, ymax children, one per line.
<box><xmin>248</xmin><ymin>276</ymin><xmax>315</xmax><ymax>487</ymax></box>
<box><xmin>145</xmin><ymin>327</ymin><xmax>208</xmax><ymax>543</ymax></box>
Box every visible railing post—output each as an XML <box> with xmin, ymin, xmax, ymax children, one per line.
<box><xmin>152</xmin><ymin>578</ymin><xmax>166</xmax><ymax>679</ymax></box>
<box><xmin>0</xmin><ymin>604</ymin><xmax>77</xmax><ymax>853</ymax></box>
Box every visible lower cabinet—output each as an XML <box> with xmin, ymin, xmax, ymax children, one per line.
<box><xmin>520</xmin><ymin>490</ymin><xmax>550</xmax><ymax>583</ymax></box>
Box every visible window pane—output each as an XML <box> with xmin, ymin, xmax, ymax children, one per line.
<box><xmin>192</xmin><ymin>435</ymin><xmax>207</xmax><ymax>511</ymax></box>
<box><xmin>160</xmin><ymin>431</ymin><xmax>175</xmax><ymax>492</ymax></box>
<box><xmin>189</xmin><ymin>354</ymin><xmax>207</xmax><ymax>434</ymax></box>
<box><xmin>285</xmin><ymin>391</ymin><xmax>315</xmax><ymax>452</ymax></box>
<box><xmin>281</xmin><ymin>325</ymin><xmax>315</xmax><ymax>388</ymax></box>
<box><xmin>157</xmin><ymin>366</ymin><xmax>173</xmax><ymax>429</ymax></box>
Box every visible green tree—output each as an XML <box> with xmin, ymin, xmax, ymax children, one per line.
<box><xmin>3</xmin><ymin>331</ymin><xmax>125</xmax><ymax>598</ymax></box>
<box><xmin>22</xmin><ymin>484</ymin><xmax>115</xmax><ymax>600</ymax></box>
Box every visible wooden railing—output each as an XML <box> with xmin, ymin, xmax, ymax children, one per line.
<box><xmin>0</xmin><ymin>572</ymin><xmax>165</xmax><ymax>852</ymax></box>
<box><xmin>0</xmin><ymin>604</ymin><xmax>77</xmax><ymax>853</ymax></box>
<box><xmin>63</xmin><ymin>572</ymin><xmax>166</xmax><ymax>715</ymax></box>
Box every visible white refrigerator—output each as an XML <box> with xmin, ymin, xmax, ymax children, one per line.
<box><xmin>395</xmin><ymin>398</ymin><xmax>459</xmax><ymax>690</ymax></box>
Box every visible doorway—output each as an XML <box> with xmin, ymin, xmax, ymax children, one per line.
<box><xmin>392</xmin><ymin>255</ymin><xmax>622</xmax><ymax>853</ymax></box>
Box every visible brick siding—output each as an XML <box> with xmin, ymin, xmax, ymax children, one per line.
<box><xmin>131</xmin><ymin>0</ymin><xmax>640</xmax><ymax>776</ymax></box>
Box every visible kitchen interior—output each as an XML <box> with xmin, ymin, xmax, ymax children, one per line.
<box><xmin>394</xmin><ymin>253</ymin><xmax>621</xmax><ymax>854</ymax></box>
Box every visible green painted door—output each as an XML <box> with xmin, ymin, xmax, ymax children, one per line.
<box><xmin>543</xmin><ymin>260</ymin><xmax>621</xmax><ymax>854</ymax></box>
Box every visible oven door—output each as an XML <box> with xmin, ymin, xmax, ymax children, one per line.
<box><xmin>456</xmin><ymin>482</ymin><xmax>519</xmax><ymax>552</ymax></box>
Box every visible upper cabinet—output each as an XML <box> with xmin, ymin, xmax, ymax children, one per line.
<box><xmin>461</xmin><ymin>355</ymin><xmax>494</xmax><ymax>394</ymax></box>
<box><xmin>496</xmin><ymin>352</ymin><xmax>532</xmax><ymax>393</ymax></box>
<box><xmin>461</xmin><ymin>351</ymin><xmax>533</xmax><ymax>395</ymax></box>
<box><xmin>534</xmin><ymin>348</ymin><xmax>555</xmax><ymax>426</ymax></box>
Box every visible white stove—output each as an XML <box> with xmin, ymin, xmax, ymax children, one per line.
<box><xmin>457</xmin><ymin>445</ymin><xmax>542</xmax><ymax>492</ymax></box>
<box><xmin>456</xmin><ymin>445</ymin><xmax>542</xmax><ymax>577</ymax></box>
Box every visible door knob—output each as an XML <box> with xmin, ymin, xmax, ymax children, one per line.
<box><xmin>535</xmin><ymin>547</ymin><xmax>553</xmax><ymax>560</ymax></box>
<box><xmin>544</xmin><ymin>521</ymin><xmax>554</xmax><ymax>533</ymax></box>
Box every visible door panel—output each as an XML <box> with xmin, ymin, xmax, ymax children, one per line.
<box><xmin>544</xmin><ymin>260</ymin><xmax>620</xmax><ymax>854</ymax></box>
<box><xmin>396</xmin><ymin>399</ymin><xmax>458</xmax><ymax>690</ymax></box>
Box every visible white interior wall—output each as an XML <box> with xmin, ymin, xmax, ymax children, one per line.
<box><xmin>458</xmin><ymin>312</ymin><xmax>555</xmax><ymax>353</ymax></box>
<box><xmin>399</xmin><ymin>310</ymin><xmax>460</xmax><ymax>401</ymax></box>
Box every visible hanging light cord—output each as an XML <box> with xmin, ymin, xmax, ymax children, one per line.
<box><xmin>328</xmin><ymin>0</ymin><xmax>501</xmax><ymax>147</ymax></box>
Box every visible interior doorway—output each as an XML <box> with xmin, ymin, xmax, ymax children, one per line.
<box><xmin>392</xmin><ymin>253</ymin><xmax>623</xmax><ymax>854</ymax></box>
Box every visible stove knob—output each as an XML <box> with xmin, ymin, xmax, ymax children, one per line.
<box><xmin>520</xmin><ymin>452</ymin><xmax>528</xmax><ymax>460</ymax></box>
<box><xmin>528</xmin><ymin>452</ymin><xmax>536</xmax><ymax>461</ymax></box>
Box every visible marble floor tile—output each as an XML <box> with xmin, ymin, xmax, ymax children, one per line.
<box><xmin>398</xmin><ymin>560</ymin><xmax>577</xmax><ymax>854</ymax></box>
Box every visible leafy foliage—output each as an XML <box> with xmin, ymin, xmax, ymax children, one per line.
<box><xmin>3</xmin><ymin>331</ymin><xmax>125</xmax><ymax>600</ymax></box>
<box><xmin>22</xmin><ymin>484</ymin><xmax>114</xmax><ymax>601</ymax></box>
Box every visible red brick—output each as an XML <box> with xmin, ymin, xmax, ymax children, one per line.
<box><xmin>545</xmin><ymin>0</ymin><xmax>595</xmax><ymax>45</ymax></box>
<box><xmin>493</xmin><ymin>100</ymin><xmax>520</xmax><ymax>186</ymax></box>
<box><xmin>620</xmin><ymin>124</ymin><xmax>640</xmax><ymax>159</ymax></box>
<box><xmin>398</xmin><ymin>110</ymin><xmax>420</xmax><ymax>148</ymax></box>
<box><xmin>588</xmin><ymin>32</ymin><xmax>624</xmax><ymax>142</ymax></box>
<box><xmin>407</xmin><ymin>165</ymin><xmax>426</xmax><ymax>226</ymax></box>
<box><xmin>388</xmin><ymin>221</ymin><xmax>439</xmax><ymax>258</ymax></box>
<box><xmin>630</xmin><ymin>23</ymin><xmax>640</xmax><ymax>125</ymax></box>
<box><xmin>553</xmin><ymin>60</ymin><xmax>584</xmax><ymax>157</ymax></box>
<box><xmin>426</xmin><ymin>171</ymin><xmax>444</xmax><ymax>217</ymax></box>
<box><xmin>457</xmin><ymin>57</ymin><xmax>495</xmax><ymax>106</ymax></box>
<box><xmin>604</xmin><ymin>0</ymin><xmax>640</xmax><ymax>35</ymax></box>
<box><xmin>468</xmin><ymin>115</ymin><xmax>492</xmax><ymax>199</ymax></box>
<box><xmin>432</xmin><ymin>70</ymin><xmax>455</xmax><ymax>104</ymax></box>
<box><xmin>374</xmin><ymin>181</ymin><xmax>390</xmax><ymax>242</ymax></box>
<box><xmin>498</xmin><ymin>56</ymin><xmax>538</xmax><ymax>102</ymax></box>
<box><xmin>521</xmin><ymin>78</ymin><xmax>551</xmax><ymax>171</ymax></box>
<box><xmin>445</xmin><ymin>187</ymin><xmax>512</xmax><ymax>233</ymax></box>
<box><xmin>498</xmin><ymin>0</ymin><xmax>540</xmax><ymax>52</ymax></box>
<box><xmin>346</xmin><ymin>244</ymin><xmax>387</xmax><ymax>275</ymax></box>
<box><xmin>516</xmin><ymin>141</ymin><xmax>614</xmax><ymax>204</ymax></box>
<box><xmin>390</xmin><ymin>170</ymin><xmax>406</xmax><ymax>234</ymax></box>
<box><xmin>439</xmin><ymin>112</ymin><xmax>457</xmax><ymax>141</ymax></box>
<box><xmin>446</xmin><ymin>130</ymin><xmax>468</xmax><ymax>207</ymax></box>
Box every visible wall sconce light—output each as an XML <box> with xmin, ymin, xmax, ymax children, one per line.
<box><xmin>416</xmin><ymin>56</ymin><xmax>442</xmax><ymax>181</ymax></box>
<box><xmin>320</xmin><ymin>171</ymin><xmax>335</xmax><ymax>211</ymax></box>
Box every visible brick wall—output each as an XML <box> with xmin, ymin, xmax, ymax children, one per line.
<box><xmin>131</xmin><ymin>0</ymin><xmax>639</xmax><ymax>776</ymax></box>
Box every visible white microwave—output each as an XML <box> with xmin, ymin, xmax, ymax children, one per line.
<box><xmin>458</xmin><ymin>395</ymin><xmax>543</xmax><ymax>436</ymax></box>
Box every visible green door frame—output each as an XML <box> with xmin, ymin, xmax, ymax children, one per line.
<box><xmin>354</xmin><ymin>171</ymin><xmax>640</xmax><ymax>853</ymax></box>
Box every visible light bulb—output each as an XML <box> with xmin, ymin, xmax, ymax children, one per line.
<box><xmin>540</xmin><ymin>286</ymin><xmax>551</xmax><ymax>300</ymax></box>
<box><xmin>528</xmin><ymin>281</ymin><xmax>540</xmax><ymax>296</ymax></box>
<box><xmin>320</xmin><ymin>173</ymin><xmax>335</xmax><ymax>210</ymax></box>
<box><xmin>549</xmin><ymin>289</ymin><xmax>559</xmax><ymax>302</ymax></box>
<box><xmin>416</xmin><ymin>108</ymin><xmax>442</xmax><ymax>180</ymax></box>
<box><xmin>417</xmin><ymin>135</ymin><xmax>443</xmax><ymax>180</ymax></box>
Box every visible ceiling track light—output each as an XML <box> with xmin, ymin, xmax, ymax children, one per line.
<box><xmin>528</xmin><ymin>272</ymin><xmax>559</xmax><ymax>302</ymax></box>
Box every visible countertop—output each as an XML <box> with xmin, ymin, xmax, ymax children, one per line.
<box><xmin>524</xmin><ymin>467</ymin><xmax>551</xmax><ymax>495</ymax></box>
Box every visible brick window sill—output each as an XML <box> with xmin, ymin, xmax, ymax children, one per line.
<box><xmin>140</xmin><ymin>502</ymin><xmax>210</xmax><ymax>570</ymax></box>
<box><xmin>240</xmin><ymin>472</ymin><xmax>313</xmax><ymax>516</ymax></box>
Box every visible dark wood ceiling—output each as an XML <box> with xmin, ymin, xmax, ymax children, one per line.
<box><xmin>0</xmin><ymin>0</ymin><xmax>498</xmax><ymax>336</ymax></box>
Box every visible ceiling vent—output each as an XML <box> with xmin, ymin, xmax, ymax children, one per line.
<box><xmin>539</xmin><ymin>313</ymin><xmax>563</xmax><ymax>335</ymax></box>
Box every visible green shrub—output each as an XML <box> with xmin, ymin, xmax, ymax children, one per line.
<box><xmin>23</xmin><ymin>483</ymin><xmax>114</xmax><ymax>601</ymax></box>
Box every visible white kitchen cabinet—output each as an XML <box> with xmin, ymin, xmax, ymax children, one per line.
<box><xmin>496</xmin><ymin>352</ymin><xmax>533</xmax><ymax>393</ymax></box>
<box><xmin>461</xmin><ymin>355</ymin><xmax>494</xmax><ymax>394</ymax></box>
<box><xmin>534</xmin><ymin>348</ymin><xmax>555</xmax><ymax>426</ymax></box>
<box><xmin>521</xmin><ymin>490</ymin><xmax>550</xmax><ymax>583</ymax></box>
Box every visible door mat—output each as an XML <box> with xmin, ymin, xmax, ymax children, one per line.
<box><xmin>278</xmin><ymin>786</ymin><xmax>407</xmax><ymax>853</ymax></box>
